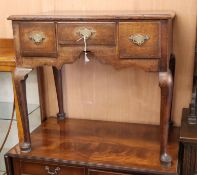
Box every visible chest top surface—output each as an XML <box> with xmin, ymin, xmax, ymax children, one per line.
<box><xmin>8</xmin><ymin>10</ymin><xmax>175</xmax><ymax>21</ymax></box>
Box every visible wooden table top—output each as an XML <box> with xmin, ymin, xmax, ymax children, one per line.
<box><xmin>7</xmin><ymin>118</ymin><xmax>179</xmax><ymax>174</ymax></box>
<box><xmin>0</xmin><ymin>39</ymin><xmax>15</xmax><ymax>67</ymax></box>
<box><xmin>8</xmin><ymin>10</ymin><xmax>175</xmax><ymax>21</ymax></box>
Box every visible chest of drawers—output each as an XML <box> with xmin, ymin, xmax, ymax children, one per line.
<box><xmin>180</xmin><ymin>109</ymin><xmax>197</xmax><ymax>175</ymax></box>
<box><xmin>5</xmin><ymin>118</ymin><xmax>179</xmax><ymax>175</ymax></box>
<box><xmin>8</xmin><ymin>11</ymin><xmax>175</xmax><ymax>166</ymax></box>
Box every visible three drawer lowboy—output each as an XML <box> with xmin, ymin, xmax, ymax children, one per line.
<box><xmin>8</xmin><ymin>11</ymin><xmax>175</xmax><ymax>166</ymax></box>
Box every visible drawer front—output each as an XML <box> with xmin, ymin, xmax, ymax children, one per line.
<box><xmin>19</xmin><ymin>22</ymin><xmax>57</xmax><ymax>57</ymax></box>
<box><xmin>118</xmin><ymin>22</ymin><xmax>161</xmax><ymax>59</ymax></box>
<box><xmin>58</xmin><ymin>22</ymin><xmax>116</xmax><ymax>46</ymax></box>
<box><xmin>88</xmin><ymin>170</ymin><xmax>135</xmax><ymax>175</ymax></box>
<box><xmin>20</xmin><ymin>160</ymin><xmax>85</xmax><ymax>175</ymax></box>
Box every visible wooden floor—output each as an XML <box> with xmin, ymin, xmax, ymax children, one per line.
<box><xmin>8</xmin><ymin>118</ymin><xmax>180</xmax><ymax>174</ymax></box>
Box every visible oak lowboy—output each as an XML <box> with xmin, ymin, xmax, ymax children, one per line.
<box><xmin>8</xmin><ymin>11</ymin><xmax>175</xmax><ymax>166</ymax></box>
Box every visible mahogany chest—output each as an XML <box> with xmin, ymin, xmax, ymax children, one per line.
<box><xmin>180</xmin><ymin>108</ymin><xmax>197</xmax><ymax>175</ymax></box>
<box><xmin>5</xmin><ymin>118</ymin><xmax>180</xmax><ymax>175</ymax></box>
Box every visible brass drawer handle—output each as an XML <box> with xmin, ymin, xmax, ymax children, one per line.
<box><xmin>75</xmin><ymin>27</ymin><xmax>95</xmax><ymax>63</ymax></box>
<box><xmin>129</xmin><ymin>34</ymin><xmax>149</xmax><ymax>46</ymax></box>
<box><xmin>29</xmin><ymin>32</ymin><xmax>45</xmax><ymax>45</ymax></box>
<box><xmin>75</xmin><ymin>27</ymin><xmax>96</xmax><ymax>40</ymax></box>
<box><xmin>45</xmin><ymin>166</ymin><xmax>60</xmax><ymax>175</ymax></box>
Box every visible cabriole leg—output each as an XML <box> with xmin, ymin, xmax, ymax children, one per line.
<box><xmin>53</xmin><ymin>66</ymin><xmax>65</xmax><ymax>120</ymax></box>
<box><xmin>14</xmin><ymin>67</ymin><xmax>32</xmax><ymax>152</ymax></box>
<box><xmin>159</xmin><ymin>71</ymin><xmax>173</xmax><ymax>166</ymax></box>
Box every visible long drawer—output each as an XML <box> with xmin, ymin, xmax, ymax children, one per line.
<box><xmin>58</xmin><ymin>22</ymin><xmax>116</xmax><ymax>46</ymax></box>
<box><xmin>88</xmin><ymin>169</ymin><xmax>133</xmax><ymax>175</ymax></box>
<box><xmin>19</xmin><ymin>160</ymin><xmax>85</xmax><ymax>175</ymax></box>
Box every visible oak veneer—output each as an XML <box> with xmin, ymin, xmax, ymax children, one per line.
<box><xmin>58</xmin><ymin>22</ymin><xmax>116</xmax><ymax>46</ymax></box>
<box><xmin>19</xmin><ymin>22</ymin><xmax>57</xmax><ymax>58</ymax></box>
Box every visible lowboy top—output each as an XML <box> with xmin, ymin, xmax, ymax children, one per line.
<box><xmin>8</xmin><ymin>10</ymin><xmax>175</xmax><ymax>21</ymax></box>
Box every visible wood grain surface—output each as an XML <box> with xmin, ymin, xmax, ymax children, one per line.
<box><xmin>0</xmin><ymin>0</ymin><xmax>196</xmax><ymax>126</ymax></box>
<box><xmin>7</xmin><ymin>117</ymin><xmax>180</xmax><ymax>174</ymax></box>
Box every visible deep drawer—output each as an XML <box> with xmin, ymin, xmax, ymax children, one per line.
<box><xmin>57</xmin><ymin>22</ymin><xmax>116</xmax><ymax>46</ymax></box>
<box><xmin>20</xmin><ymin>160</ymin><xmax>85</xmax><ymax>175</ymax></box>
<box><xmin>118</xmin><ymin>22</ymin><xmax>161</xmax><ymax>59</ymax></box>
<box><xmin>19</xmin><ymin>22</ymin><xmax>57</xmax><ymax>57</ymax></box>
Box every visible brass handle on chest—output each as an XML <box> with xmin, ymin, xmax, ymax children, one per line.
<box><xmin>129</xmin><ymin>34</ymin><xmax>149</xmax><ymax>46</ymax></box>
<box><xmin>29</xmin><ymin>32</ymin><xmax>45</xmax><ymax>45</ymax></box>
<box><xmin>45</xmin><ymin>166</ymin><xmax>60</xmax><ymax>175</ymax></box>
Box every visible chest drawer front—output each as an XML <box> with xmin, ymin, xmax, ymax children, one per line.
<box><xmin>19</xmin><ymin>22</ymin><xmax>57</xmax><ymax>57</ymax></box>
<box><xmin>20</xmin><ymin>160</ymin><xmax>85</xmax><ymax>175</ymax></box>
<box><xmin>88</xmin><ymin>170</ymin><xmax>135</xmax><ymax>175</ymax></box>
<box><xmin>58</xmin><ymin>22</ymin><xmax>116</xmax><ymax>46</ymax></box>
<box><xmin>118</xmin><ymin>22</ymin><xmax>161</xmax><ymax>59</ymax></box>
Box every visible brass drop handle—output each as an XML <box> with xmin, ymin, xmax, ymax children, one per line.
<box><xmin>75</xmin><ymin>28</ymin><xmax>96</xmax><ymax>63</ymax></box>
<box><xmin>45</xmin><ymin>166</ymin><xmax>60</xmax><ymax>175</ymax></box>
<box><xmin>129</xmin><ymin>34</ymin><xmax>149</xmax><ymax>46</ymax></box>
<box><xmin>76</xmin><ymin>27</ymin><xmax>96</xmax><ymax>40</ymax></box>
<box><xmin>29</xmin><ymin>32</ymin><xmax>45</xmax><ymax>45</ymax></box>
